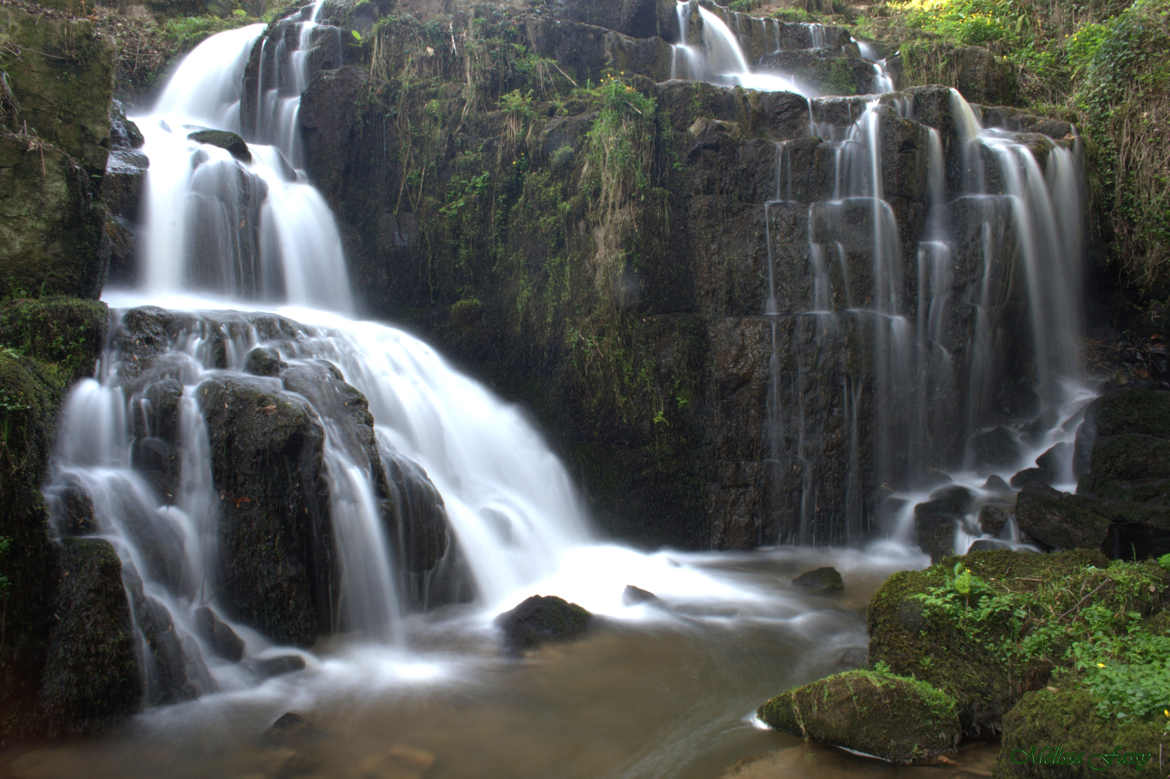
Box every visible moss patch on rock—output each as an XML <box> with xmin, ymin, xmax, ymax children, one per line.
<box><xmin>757</xmin><ymin>669</ymin><xmax>960</xmax><ymax>764</ymax></box>
<box><xmin>868</xmin><ymin>549</ymin><xmax>1170</xmax><ymax>739</ymax></box>
<box><xmin>997</xmin><ymin>687</ymin><xmax>1166</xmax><ymax>778</ymax></box>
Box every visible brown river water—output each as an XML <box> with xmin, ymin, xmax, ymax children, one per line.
<box><xmin>0</xmin><ymin>546</ymin><xmax>998</xmax><ymax>779</ymax></box>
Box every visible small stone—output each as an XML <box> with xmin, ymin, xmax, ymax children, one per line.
<box><xmin>791</xmin><ymin>566</ymin><xmax>844</xmax><ymax>595</ymax></box>
<box><xmin>622</xmin><ymin>585</ymin><xmax>659</xmax><ymax>605</ymax></box>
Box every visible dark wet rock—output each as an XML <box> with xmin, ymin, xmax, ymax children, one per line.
<box><xmin>262</xmin><ymin>711</ymin><xmax>326</xmax><ymax>748</ymax></box>
<box><xmin>383</xmin><ymin>453</ymin><xmax>449</xmax><ymax>575</ymax></box>
<box><xmin>1080</xmin><ymin>433</ymin><xmax>1170</xmax><ymax>502</ymax></box>
<box><xmin>188</xmin><ymin>129</ymin><xmax>252</xmax><ymax>163</ymax></box>
<box><xmin>496</xmin><ymin>595</ymin><xmax>592</xmax><ymax>652</ymax></box>
<box><xmin>757</xmin><ymin>670</ymin><xmax>960</xmax><ymax>764</ymax></box>
<box><xmin>123</xmin><ymin>568</ymin><xmax>213</xmax><ymax>706</ymax></box>
<box><xmin>971</xmin><ymin>426</ymin><xmax>1021</xmax><ymax>470</ymax></box>
<box><xmin>1015</xmin><ymin>486</ymin><xmax>1111</xmax><ymax>551</ymax></box>
<box><xmin>253</xmin><ymin>654</ymin><xmax>308</xmax><ymax>680</ymax></box>
<box><xmin>832</xmin><ymin>646</ymin><xmax>868</xmax><ymax>671</ymax></box>
<box><xmin>975</xmin><ymin>504</ymin><xmax>1007</xmax><ymax>537</ymax></box>
<box><xmin>39</xmin><ymin>538</ymin><xmax>141</xmax><ymax>736</ymax></box>
<box><xmin>622</xmin><ymin>585</ymin><xmax>659</xmax><ymax>605</ymax></box>
<box><xmin>130</xmin><ymin>377</ymin><xmax>183</xmax><ymax>502</ymax></box>
<box><xmin>49</xmin><ymin>481</ymin><xmax>97</xmax><ymax>536</ymax></box>
<box><xmin>194</xmin><ymin>606</ymin><xmax>246</xmax><ymax>662</ymax></box>
<box><xmin>198</xmin><ymin>376</ymin><xmax>335</xmax><ymax>647</ymax></box>
<box><xmin>1035</xmin><ymin>442</ymin><xmax>1071</xmax><ymax>483</ymax></box>
<box><xmin>914</xmin><ymin>486</ymin><xmax>976</xmax><ymax>561</ymax></box>
<box><xmin>245</xmin><ymin>346</ymin><xmax>286</xmax><ymax>377</ymax></box>
<box><xmin>791</xmin><ymin>566</ymin><xmax>844</xmax><ymax>595</ymax></box>
<box><xmin>983</xmin><ymin>474</ymin><xmax>1012</xmax><ymax>493</ymax></box>
<box><xmin>1009</xmin><ymin>467</ymin><xmax>1049</xmax><ymax>489</ymax></box>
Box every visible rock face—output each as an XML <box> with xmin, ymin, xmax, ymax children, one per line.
<box><xmin>0</xmin><ymin>298</ymin><xmax>107</xmax><ymax>744</ymax></box>
<box><xmin>757</xmin><ymin>670</ymin><xmax>960</xmax><ymax>765</ymax></box>
<box><xmin>0</xmin><ymin>5</ymin><xmax>113</xmax><ymax>300</ymax></box>
<box><xmin>292</xmin><ymin>0</ymin><xmax>1081</xmax><ymax>551</ymax></box>
<box><xmin>495</xmin><ymin>595</ymin><xmax>593</xmax><ymax>652</ymax></box>
<box><xmin>39</xmin><ymin>538</ymin><xmax>142</xmax><ymax>736</ymax></box>
<box><xmin>198</xmin><ymin>375</ymin><xmax>335</xmax><ymax>647</ymax></box>
<box><xmin>1013</xmin><ymin>388</ymin><xmax>1170</xmax><ymax>559</ymax></box>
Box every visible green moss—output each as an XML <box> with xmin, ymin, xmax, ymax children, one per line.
<box><xmin>997</xmin><ymin>688</ymin><xmax>1165</xmax><ymax>778</ymax></box>
<box><xmin>758</xmin><ymin>669</ymin><xmax>960</xmax><ymax>764</ymax></box>
<box><xmin>869</xmin><ymin>550</ymin><xmax>1170</xmax><ymax>738</ymax></box>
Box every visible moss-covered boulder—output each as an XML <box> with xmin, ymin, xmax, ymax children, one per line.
<box><xmin>39</xmin><ymin>538</ymin><xmax>142</xmax><ymax>736</ymax></box>
<box><xmin>197</xmin><ymin>376</ymin><xmax>336</xmax><ymax>647</ymax></box>
<box><xmin>997</xmin><ymin>688</ymin><xmax>1164</xmax><ymax>778</ymax></box>
<box><xmin>757</xmin><ymin>670</ymin><xmax>960</xmax><ymax>765</ymax></box>
<box><xmin>867</xmin><ymin>550</ymin><xmax>1106</xmax><ymax>738</ymax></box>
<box><xmin>868</xmin><ymin>550</ymin><xmax>1170</xmax><ymax>742</ymax></box>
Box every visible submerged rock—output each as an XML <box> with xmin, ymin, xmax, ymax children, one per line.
<box><xmin>262</xmin><ymin>711</ymin><xmax>324</xmax><ymax>747</ymax></box>
<box><xmin>791</xmin><ymin>566</ymin><xmax>844</xmax><ymax>595</ymax></box>
<box><xmin>757</xmin><ymin>670</ymin><xmax>960</xmax><ymax>764</ymax></box>
<box><xmin>495</xmin><ymin>595</ymin><xmax>592</xmax><ymax>652</ymax></box>
<box><xmin>622</xmin><ymin>585</ymin><xmax>659</xmax><ymax>605</ymax></box>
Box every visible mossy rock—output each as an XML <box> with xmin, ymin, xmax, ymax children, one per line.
<box><xmin>0</xmin><ymin>5</ymin><xmax>114</xmax><ymax>174</ymax></box>
<box><xmin>38</xmin><ymin>537</ymin><xmax>142</xmax><ymax>736</ymax></box>
<box><xmin>996</xmin><ymin>688</ymin><xmax>1165</xmax><ymax>778</ymax></box>
<box><xmin>867</xmin><ymin>549</ymin><xmax>1108</xmax><ymax>738</ymax></box>
<box><xmin>757</xmin><ymin>670</ymin><xmax>960</xmax><ymax>765</ymax></box>
<box><xmin>0</xmin><ymin>133</ymin><xmax>108</xmax><ymax>300</ymax></box>
<box><xmin>0</xmin><ymin>297</ymin><xmax>108</xmax><ymax>386</ymax></box>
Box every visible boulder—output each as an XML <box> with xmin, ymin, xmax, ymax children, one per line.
<box><xmin>1014</xmin><ymin>486</ymin><xmax>1111</xmax><ymax>551</ymax></box>
<box><xmin>868</xmin><ymin>549</ymin><xmax>1107</xmax><ymax>738</ymax></box>
<box><xmin>381</xmin><ymin>451</ymin><xmax>449</xmax><ymax>575</ymax></box>
<box><xmin>757</xmin><ymin>670</ymin><xmax>959</xmax><ymax>764</ymax></box>
<box><xmin>622</xmin><ymin>585</ymin><xmax>659</xmax><ymax>605</ymax></box>
<box><xmin>127</xmin><ymin>576</ymin><xmax>214</xmax><ymax>706</ymax></box>
<box><xmin>1009</xmin><ymin>467</ymin><xmax>1050</xmax><ymax>489</ymax></box>
<box><xmin>978</xmin><ymin>504</ymin><xmax>1009</xmax><ymax>536</ymax></box>
<box><xmin>997</xmin><ymin>688</ymin><xmax>1163</xmax><ymax>779</ymax></box>
<box><xmin>194</xmin><ymin>606</ymin><xmax>245</xmax><ymax>662</ymax></box>
<box><xmin>188</xmin><ymin>129</ymin><xmax>252</xmax><ymax>163</ymax></box>
<box><xmin>496</xmin><ymin>595</ymin><xmax>592</xmax><ymax>652</ymax></box>
<box><xmin>39</xmin><ymin>538</ymin><xmax>141</xmax><ymax>735</ymax></box>
<box><xmin>251</xmin><ymin>654</ymin><xmax>307</xmax><ymax>680</ymax></box>
<box><xmin>262</xmin><ymin>711</ymin><xmax>324</xmax><ymax>747</ymax></box>
<box><xmin>244</xmin><ymin>346</ymin><xmax>285</xmax><ymax>377</ymax></box>
<box><xmin>197</xmin><ymin>376</ymin><xmax>335</xmax><ymax>647</ymax></box>
<box><xmin>791</xmin><ymin>566</ymin><xmax>844</xmax><ymax>595</ymax></box>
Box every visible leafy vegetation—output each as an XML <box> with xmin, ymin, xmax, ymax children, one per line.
<box><xmin>911</xmin><ymin>557</ymin><xmax>1170</xmax><ymax>728</ymax></box>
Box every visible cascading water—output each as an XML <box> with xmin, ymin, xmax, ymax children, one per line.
<box><xmin>49</xmin><ymin>0</ymin><xmax>617</xmax><ymax>699</ymax></box>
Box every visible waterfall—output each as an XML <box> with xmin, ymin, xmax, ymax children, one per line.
<box><xmin>47</xmin><ymin>0</ymin><xmax>605</xmax><ymax>701</ymax></box>
<box><xmin>760</xmin><ymin>91</ymin><xmax>1090</xmax><ymax>546</ymax></box>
